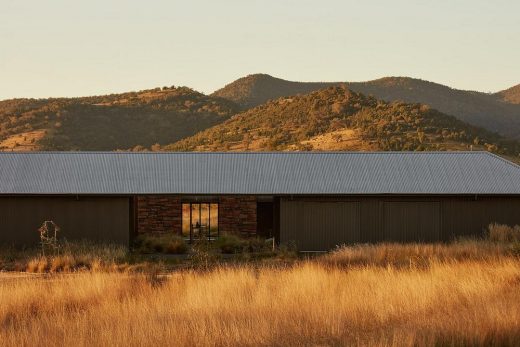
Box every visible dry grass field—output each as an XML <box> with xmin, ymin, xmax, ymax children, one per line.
<box><xmin>1</xmin><ymin>227</ymin><xmax>519</xmax><ymax>347</ymax></box>
<box><xmin>1</xmin><ymin>258</ymin><xmax>519</xmax><ymax>347</ymax></box>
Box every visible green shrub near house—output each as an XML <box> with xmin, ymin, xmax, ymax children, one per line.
<box><xmin>215</xmin><ymin>234</ymin><xmax>245</xmax><ymax>254</ymax></box>
<box><xmin>134</xmin><ymin>234</ymin><xmax>188</xmax><ymax>254</ymax></box>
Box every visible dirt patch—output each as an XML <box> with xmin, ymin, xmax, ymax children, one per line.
<box><xmin>0</xmin><ymin>129</ymin><xmax>46</xmax><ymax>151</ymax></box>
<box><xmin>299</xmin><ymin>128</ymin><xmax>375</xmax><ymax>151</ymax></box>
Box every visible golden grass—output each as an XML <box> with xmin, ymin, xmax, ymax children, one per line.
<box><xmin>0</xmin><ymin>257</ymin><xmax>519</xmax><ymax>346</ymax></box>
<box><xmin>489</xmin><ymin>223</ymin><xmax>520</xmax><ymax>243</ymax></box>
<box><xmin>2</xmin><ymin>229</ymin><xmax>520</xmax><ymax>346</ymax></box>
<box><xmin>0</xmin><ymin>241</ymin><xmax>129</xmax><ymax>273</ymax></box>
<box><xmin>322</xmin><ymin>239</ymin><xmax>520</xmax><ymax>268</ymax></box>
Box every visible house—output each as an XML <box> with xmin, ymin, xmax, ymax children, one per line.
<box><xmin>0</xmin><ymin>151</ymin><xmax>519</xmax><ymax>251</ymax></box>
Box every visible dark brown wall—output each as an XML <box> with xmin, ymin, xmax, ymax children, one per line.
<box><xmin>280</xmin><ymin>195</ymin><xmax>520</xmax><ymax>250</ymax></box>
<box><xmin>382</xmin><ymin>201</ymin><xmax>440</xmax><ymax>242</ymax></box>
<box><xmin>441</xmin><ymin>196</ymin><xmax>520</xmax><ymax>239</ymax></box>
<box><xmin>0</xmin><ymin>196</ymin><xmax>130</xmax><ymax>246</ymax></box>
<box><xmin>281</xmin><ymin>201</ymin><xmax>360</xmax><ymax>250</ymax></box>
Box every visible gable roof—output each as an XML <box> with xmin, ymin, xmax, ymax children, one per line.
<box><xmin>0</xmin><ymin>151</ymin><xmax>519</xmax><ymax>195</ymax></box>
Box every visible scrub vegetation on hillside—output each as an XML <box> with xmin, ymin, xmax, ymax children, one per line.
<box><xmin>212</xmin><ymin>74</ymin><xmax>520</xmax><ymax>138</ymax></box>
<box><xmin>0</xmin><ymin>87</ymin><xmax>239</xmax><ymax>151</ymax></box>
<box><xmin>167</xmin><ymin>86</ymin><xmax>520</xmax><ymax>156</ymax></box>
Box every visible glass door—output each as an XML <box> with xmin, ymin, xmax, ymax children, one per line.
<box><xmin>182</xmin><ymin>202</ymin><xmax>219</xmax><ymax>242</ymax></box>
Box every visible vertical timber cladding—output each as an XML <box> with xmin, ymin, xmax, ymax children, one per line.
<box><xmin>383</xmin><ymin>201</ymin><xmax>441</xmax><ymax>242</ymax></box>
<box><xmin>442</xmin><ymin>197</ymin><xmax>520</xmax><ymax>239</ymax></box>
<box><xmin>280</xmin><ymin>200</ymin><xmax>361</xmax><ymax>251</ymax></box>
<box><xmin>0</xmin><ymin>196</ymin><xmax>130</xmax><ymax>246</ymax></box>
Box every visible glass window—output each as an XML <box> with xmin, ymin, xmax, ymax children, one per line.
<box><xmin>181</xmin><ymin>202</ymin><xmax>219</xmax><ymax>241</ymax></box>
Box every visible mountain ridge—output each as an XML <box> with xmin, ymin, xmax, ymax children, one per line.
<box><xmin>212</xmin><ymin>74</ymin><xmax>520</xmax><ymax>138</ymax></box>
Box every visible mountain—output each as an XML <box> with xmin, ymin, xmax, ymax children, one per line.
<box><xmin>211</xmin><ymin>74</ymin><xmax>338</xmax><ymax>109</ymax></box>
<box><xmin>212</xmin><ymin>74</ymin><xmax>520</xmax><ymax>139</ymax></box>
<box><xmin>495</xmin><ymin>84</ymin><xmax>520</xmax><ymax>104</ymax></box>
<box><xmin>167</xmin><ymin>85</ymin><xmax>520</xmax><ymax>158</ymax></box>
<box><xmin>0</xmin><ymin>87</ymin><xmax>239</xmax><ymax>151</ymax></box>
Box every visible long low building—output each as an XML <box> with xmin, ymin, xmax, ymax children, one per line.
<box><xmin>0</xmin><ymin>151</ymin><xmax>519</xmax><ymax>250</ymax></box>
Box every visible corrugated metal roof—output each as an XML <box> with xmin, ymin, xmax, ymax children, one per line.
<box><xmin>0</xmin><ymin>151</ymin><xmax>519</xmax><ymax>195</ymax></box>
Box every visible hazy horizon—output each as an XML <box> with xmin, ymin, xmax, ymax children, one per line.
<box><xmin>1</xmin><ymin>0</ymin><xmax>519</xmax><ymax>100</ymax></box>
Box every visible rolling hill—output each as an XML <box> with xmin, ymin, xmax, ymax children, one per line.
<box><xmin>167</xmin><ymin>85</ymin><xmax>520</xmax><ymax>158</ymax></box>
<box><xmin>0</xmin><ymin>87</ymin><xmax>239</xmax><ymax>151</ymax></box>
<box><xmin>2</xmin><ymin>75</ymin><xmax>519</xmax><ymax>158</ymax></box>
<box><xmin>212</xmin><ymin>74</ymin><xmax>520</xmax><ymax>139</ymax></box>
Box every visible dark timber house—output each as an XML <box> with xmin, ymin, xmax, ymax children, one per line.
<box><xmin>1</xmin><ymin>151</ymin><xmax>520</xmax><ymax>251</ymax></box>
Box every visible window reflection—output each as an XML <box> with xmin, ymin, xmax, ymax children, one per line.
<box><xmin>181</xmin><ymin>202</ymin><xmax>219</xmax><ymax>241</ymax></box>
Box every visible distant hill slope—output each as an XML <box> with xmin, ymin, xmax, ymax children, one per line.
<box><xmin>212</xmin><ymin>74</ymin><xmax>520</xmax><ymax>139</ymax></box>
<box><xmin>495</xmin><ymin>84</ymin><xmax>520</xmax><ymax>104</ymax></box>
<box><xmin>168</xmin><ymin>86</ymin><xmax>520</xmax><ymax>158</ymax></box>
<box><xmin>0</xmin><ymin>87</ymin><xmax>239</xmax><ymax>151</ymax></box>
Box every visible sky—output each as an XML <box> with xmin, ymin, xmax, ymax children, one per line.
<box><xmin>1</xmin><ymin>0</ymin><xmax>519</xmax><ymax>100</ymax></box>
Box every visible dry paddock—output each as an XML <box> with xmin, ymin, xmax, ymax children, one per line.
<box><xmin>1</xmin><ymin>258</ymin><xmax>520</xmax><ymax>347</ymax></box>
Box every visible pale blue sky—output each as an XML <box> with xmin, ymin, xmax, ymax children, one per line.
<box><xmin>1</xmin><ymin>0</ymin><xmax>519</xmax><ymax>100</ymax></box>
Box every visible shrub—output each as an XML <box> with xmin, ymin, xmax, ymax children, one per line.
<box><xmin>191</xmin><ymin>238</ymin><xmax>220</xmax><ymax>269</ymax></box>
<box><xmin>135</xmin><ymin>234</ymin><xmax>188</xmax><ymax>254</ymax></box>
<box><xmin>488</xmin><ymin>223</ymin><xmax>520</xmax><ymax>243</ymax></box>
<box><xmin>50</xmin><ymin>254</ymin><xmax>75</xmax><ymax>272</ymax></box>
<box><xmin>245</xmin><ymin>237</ymin><xmax>273</xmax><ymax>253</ymax></box>
<box><xmin>215</xmin><ymin>234</ymin><xmax>245</xmax><ymax>254</ymax></box>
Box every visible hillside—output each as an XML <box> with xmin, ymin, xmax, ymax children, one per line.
<box><xmin>496</xmin><ymin>84</ymin><xmax>520</xmax><ymax>104</ymax></box>
<box><xmin>167</xmin><ymin>86</ymin><xmax>520</xmax><ymax>157</ymax></box>
<box><xmin>0</xmin><ymin>87</ymin><xmax>239</xmax><ymax>151</ymax></box>
<box><xmin>212</xmin><ymin>74</ymin><xmax>520</xmax><ymax>139</ymax></box>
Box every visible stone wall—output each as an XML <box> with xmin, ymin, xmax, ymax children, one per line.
<box><xmin>136</xmin><ymin>195</ymin><xmax>257</xmax><ymax>236</ymax></box>
<box><xmin>219</xmin><ymin>195</ymin><xmax>257</xmax><ymax>236</ymax></box>
<box><xmin>136</xmin><ymin>196</ymin><xmax>182</xmax><ymax>234</ymax></box>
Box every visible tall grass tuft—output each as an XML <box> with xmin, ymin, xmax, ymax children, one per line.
<box><xmin>321</xmin><ymin>239</ymin><xmax>519</xmax><ymax>268</ymax></box>
<box><xmin>488</xmin><ymin>223</ymin><xmax>520</xmax><ymax>243</ymax></box>
<box><xmin>23</xmin><ymin>241</ymin><xmax>128</xmax><ymax>273</ymax></box>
